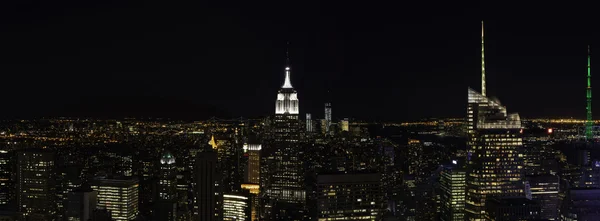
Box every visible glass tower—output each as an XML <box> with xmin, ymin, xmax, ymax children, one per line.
<box><xmin>465</xmin><ymin>88</ymin><xmax>524</xmax><ymax>220</ymax></box>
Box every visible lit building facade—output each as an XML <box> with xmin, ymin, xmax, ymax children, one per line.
<box><xmin>306</xmin><ymin>113</ymin><xmax>313</xmax><ymax>132</ymax></box>
<box><xmin>0</xmin><ymin>150</ymin><xmax>11</xmax><ymax>206</ymax></box>
<box><xmin>155</xmin><ymin>151</ymin><xmax>177</xmax><ymax>221</ymax></box>
<box><xmin>340</xmin><ymin>118</ymin><xmax>349</xmax><ymax>132</ymax></box>
<box><xmin>465</xmin><ymin>88</ymin><xmax>524</xmax><ymax>221</ymax></box>
<box><xmin>526</xmin><ymin>174</ymin><xmax>559</xmax><ymax>220</ymax></box>
<box><xmin>91</xmin><ymin>179</ymin><xmax>139</xmax><ymax>221</ymax></box>
<box><xmin>324</xmin><ymin>102</ymin><xmax>332</xmax><ymax>134</ymax></box>
<box><xmin>16</xmin><ymin>149</ymin><xmax>56</xmax><ymax>220</ymax></box>
<box><xmin>316</xmin><ymin>173</ymin><xmax>382</xmax><ymax>221</ymax></box>
<box><xmin>267</xmin><ymin>62</ymin><xmax>305</xmax><ymax>204</ymax></box>
<box><xmin>244</xmin><ymin>144</ymin><xmax>261</xmax><ymax>185</ymax></box>
<box><xmin>223</xmin><ymin>194</ymin><xmax>251</xmax><ymax>221</ymax></box>
<box><xmin>439</xmin><ymin>164</ymin><xmax>466</xmax><ymax>221</ymax></box>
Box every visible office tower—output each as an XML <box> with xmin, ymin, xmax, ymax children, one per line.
<box><xmin>16</xmin><ymin>149</ymin><xmax>56</xmax><ymax>220</ymax></box>
<box><xmin>91</xmin><ymin>178</ymin><xmax>139</xmax><ymax>221</ymax></box>
<box><xmin>306</xmin><ymin>113</ymin><xmax>313</xmax><ymax>132</ymax></box>
<box><xmin>0</xmin><ymin>150</ymin><xmax>11</xmax><ymax>206</ymax></box>
<box><xmin>324</xmin><ymin>102</ymin><xmax>332</xmax><ymax>134</ymax></box>
<box><xmin>155</xmin><ymin>151</ymin><xmax>178</xmax><ymax>221</ymax></box>
<box><xmin>316</xmin><ymin>173</ymin><xmax>382</xmax><ymax>221</ymax></box>
<box><xmin>560</xmin><ymin>188</ymin><xmax>600</xmax><ymax>220</ymax></box>
<box><xmin>320</xmin><ymin>119</ymin><xmax>327</xmax><ymax>135</ymax></box>
<box><xmin>243</xmin><ymin>143</ymin><xmax>261</xmax><ymax>221</ymax></box>
<box><xmin>223</xmin><ymin>194</ymin><xmax>251</xmax><ymax>221</ymax></box>
<box><xmin>195</xmin><ymin>151</ymin><xmax>220</xmax><ymax>221</ymax></box>
<box><xmin>158</xmin><ymin>151</ymin><xmax>177</xmax><ymax>201</ymax></box>
<box><xmin>267</xmin><ymin>55</ymin><xmax>305</xmax><ymax>207</ymax></box>
<box><xmin>484</xmin><ymin>197</ymin><xmax>540</xmax><ymax>221</ymax></box>
<box><xmin>439</xmin><ymin>163</ymin><xmax>466</xmax><ymax>221</ymax></box>
<box><xmin>340</xmin><ymin>118</ymin><xmax>349</xmax><ymax>132</ymax></box>
<box><xmin>586</xmin><ymin>45</ymin><xmax>593</xmax><ymax>140</ymax></box>
<box><xmin>65</xmin><ymin>184</ymin><xmax>97</xmax><ymax>221</ymax></box>
<box><xmin>526</xmin><ymin>175</ymin><xmax>559</xmax><ymax>220</ymax></box>
<box><xmin>243</xmin><ymin>144</ymin><xmax>261</xmax><ymax>184</ymax></box>
<box><xmin>465</xmin><ymin>21</ymin><xmax>524</xmax><ymax>221</ymax></box>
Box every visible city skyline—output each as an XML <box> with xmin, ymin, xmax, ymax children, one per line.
<box><xmin>0</xmin><ymin>1</ymin><xmax>596</xmax><ymax>121</ymax></box>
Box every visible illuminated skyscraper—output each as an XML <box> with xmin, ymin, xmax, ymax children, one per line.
<box><xmin>223</xmin><ymin>194</ymin><xmax>251</xmax><ymax>221</ymax></box>
<box><xmin>91</xmin><ymin>178</ymin><xmax>139</xmax><ymax>221</ymax></box>
<box><xmin>324</xmin><ymin>102</ymin><xmax>332</xmax><ymax>134</ymax></box>
<box><xmin>65</xmin><ymin>184</ymin><xmax>97</xmax><ymax>221</ymax></box>
<box><xmin>465</xmin><ymin>21</ymin><xmax>524</xmax><ymax>221</ymax></box>
<box><xmin>268</xmin><ymin>55</ymin><xmax>305</xmax><ymax>203</ymax></box>
<box><xmin>586</xmin><ymin>45</ymin><xmax>593</xmax><ymax>140</ymax></box>
<box><xmin>244</xmin><ymin>144</ymin><xmax>261</xmax><ymax>185</ymax></box>
<box><xmin>340</xmin><ymin>118</ymin><xmax>349</xmax><ymax>132</ymax></box>
<box><xmin>155</xmin><ymin>151</ymin><xmax>177</xmax><ymax>221</ymax></box>
<box><xmin>526</xmin><ymin>175</ymin><xmax>559</xmax><ymax>220</ymax></box>
<box><xmin>306</xmin><ymin>113</ymin><xmax>313</xmax><ymax>132</ymax></box>
<box><xmin>0</xmin><ymin>150</ymin><xmax>11</xmax><ymax>206</ymax></box>
<box><xmin>439</xmin><ymin>163</ymin><xmax>466</xmax><ymax>221</ymax></box>
<box><xmin>158</xmin><ymin>151</ymin><xmax>177</xmax><ymax>201</ymax></box>
<box><xmin>16</xmin><ymin>149</ymin><xmax>56</xmax><ymax>220</ymax></box>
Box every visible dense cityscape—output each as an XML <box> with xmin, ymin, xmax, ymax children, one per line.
<box><xmin>0</xmin><ymin>18</ymin><xmax>597</xmax><ymax>221</ymax></box>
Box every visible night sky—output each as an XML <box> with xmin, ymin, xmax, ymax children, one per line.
<box><xmin>0</xmin><ymin>1</ymin><xmax>596</xmax><ymax>120</ymax></box>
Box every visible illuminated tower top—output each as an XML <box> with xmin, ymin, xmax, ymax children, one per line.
<box><xmin>481</xmin><ymin>20</ymin><xmax>486</xmax><ymax>96</ymax></box>
<box><xmin>587</xmin><ymin>45</ymin><xmax>593</xmax><ymax>140</ymax></box>
<box><xmin>275</xmin><ymin>48</ymin><xmax>299</xmax><ymax>115</ymax></box>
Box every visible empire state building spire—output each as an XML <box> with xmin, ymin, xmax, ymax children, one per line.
<box><xmin>282</xmin><ymin>48</ymin><xmax>293</xmax><ymax>89</ymax></box>
<box><xmin>481</xmin><ymin>20</ymin><xmax>486</xmax><ymax>96</ymax></box>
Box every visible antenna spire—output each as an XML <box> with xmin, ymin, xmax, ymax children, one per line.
<box><xmin>587</xmin><ymin>45</ymin><xmax>593</xmax><ymax>140</ymax></box>
<box><xmin>481</xmin><ymin>20</ymin><xmax>486</xmax><ymax>96</ymax></box>
<box><xmin>282</xmin><ymin>42</ymin><xmax>293</xmax><ymax>88</ymax></box>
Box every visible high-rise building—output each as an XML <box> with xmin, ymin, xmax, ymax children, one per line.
<box><xmin>526</xmin><ymin>174</ymin><xmax>559</xmax><ymax>220</ymax></box>
<box><xmin>316</xmin><ymin>173</ymin><xmax>382</xmax><ymax>221</ymax></box>
<box><xmin>155</xmin><ymin>151</ymin><xmax>178</xmax><ymax>221</ymax></box>
<box><xmin>306</xmin><ymin>113</ymin><xmax>313</xmax><ymax>132</ymax></box>
<box><xmin>195</xmin><ymin>151</ymin><xmax>220</xmax><ymax>221</ymax></box>
<box><xmin>465</xmin><ymin>21</ymin><xmax>524</xmax><ymax>221</ymax></box>
<box><xmin>91</xmin><ymin>178</ymin><xmax>139</xmax><ymax>221</ymax></box>
<box><xmin>439</xmin><ymin>163</ymin><xmax>466</xmax><ymax>221</ymax></box>
<box><xmin>223</xmin><ymin>194</ymin><xmax>251</xmax><ymax>221</ymax></box>
<box><xmin>243</xmin><ymin>144</ymin><xmax>261</xmax><ymax>184</ymax></box>
<box><xmin>340</xmin><ymin>118</ymin><xmax>349</xmax><ymax>132</ymax></box>
<box><xmin>158</xmin><ymin>151</ymin><xmax>177</xmax><ymax>201</ymax></box>
<box><xmin>267</xmin><ymin>55</ymin><xmax>305</xmax><ymax>205</ymax></box>
<box><xmin>16</xmin><ymin>149</ymin><xmax>56</xmax><ymax>220</ymax></box>
<box><xmin>0</xmin><ymin>150</ymin><xmax>11</xmax><ymax>206</ymax></box>
<box><xmin>65</xmin><ymin>184</ymin><xmax>97</xmax><ymax>221</ymax></box>
<box><xmin>324</xmin><ymin>102</ymin><xmax>332</xmax><ymax>134</ymax></box>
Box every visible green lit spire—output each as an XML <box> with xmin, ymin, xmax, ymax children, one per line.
<box><xmin>481</xmin><ymin>21</ymin><xmax>486</xmax><ymax>96</ymax></box>
<box><xmin>586</xmin><ymin>45</ymin><xmax>593</xmax><ymax>140</ymax></box>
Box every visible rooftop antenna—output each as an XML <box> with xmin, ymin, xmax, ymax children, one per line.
<box><xmin>586</xmin><ymin>45</ymin><xmax>593</xmax><ymax>140</ymax></box>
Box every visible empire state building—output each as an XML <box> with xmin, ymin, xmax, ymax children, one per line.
<box><xmin>265</xmin><ymin>57</ymin><xmax>305</xmax><ymax>210</ymax></box>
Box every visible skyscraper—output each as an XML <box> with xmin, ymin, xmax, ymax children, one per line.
<box><xmin>324</xmin><ymin>102</ymin><xmax>332</xmax><ymax>134</ymax></box>
<box><xmin>586</xmin><ymin>45</ymin><xmax>593</xmax><ymax>140</ymax></box>
<box><xmin>306</xmin><ymin>113</ymin><xmax>313</xmax><ymax>132</ymax></box>
<box><xmin>91</xmin><ymin>178</ymin><xmax>139</xmax><ymax>221</ymax></box>
<box><xmin>155</xmin><ymin>151</ymin><xmax>178</xmax><ymax>221</ymax></box>
<box><xmin>0</xmin><ymin>150</ymin><xmax>11</xmax><ymax>206</ymax></box>
<box><xmin>465</xmin><ymin>21</ymin><xmax>524</xmax><ymax>221</ymax></box>
<box><xmin>222</xmin><ymin>194</ymin><xmax>251</xmax><ymax>221</ymax></box>
<box><xmin>243</xmin><ymin>143</ymin><xmax>261</xmax><ymax>185</ymax></box>
<box><xmin>16</xmin><ymin>149</ymin><xmax>56</xmax><ymax>220</ymax></box>
<box><xmin>439</xmin><ymin>163</ymin><xmax>466</xmax><ymax>221</ymax></box>
<box><xmin>526</xmin><ymin>174</ymin><xmax>559</xmax><ymax>220</ymax></box>
<box><xmin>195</xmin><ymin>151</ymin><xmax>220</xmax><ymax>221</ymax></box>
<box><xmin>268</xmin><ymin>55</ymin><xmax>305</xmax><ymax>203</ymax></box>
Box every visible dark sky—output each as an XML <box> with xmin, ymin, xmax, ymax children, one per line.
<box><xmin>0</xmin><ymin>1</ymin><xmax>596</xmax><ymax>120</ymax></box>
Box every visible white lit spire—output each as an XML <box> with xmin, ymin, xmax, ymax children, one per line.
<box><xmin>282</xmin><ymin>66</ymin><xmax>293</xmax><ymax>88</ymax></box>
<box><xmin>282</xmin><ymin>45</ymin><xmax>293</xmax><ymax>88</ymax></box>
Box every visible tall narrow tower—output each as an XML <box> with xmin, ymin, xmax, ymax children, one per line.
<box><xmin>586</xmin><ymin>45</ymin><xmax>593</xmax><ymax>140</ymax></box>
<box><xmin>481</xmin><ymin>21</ymin><xmax>486</xmax><ymax>96</ymax></box>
